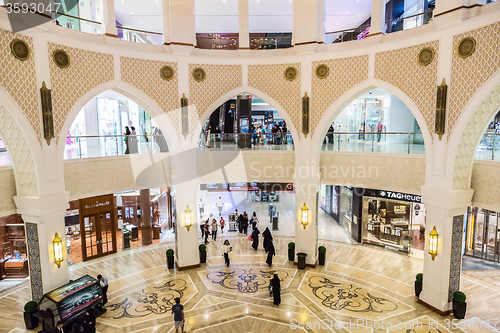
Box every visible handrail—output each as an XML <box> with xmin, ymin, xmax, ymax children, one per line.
<box><xmin>54</xmin><ymin>12</ymin><xmax>101</xmax><ymax>25</ymax></box>
<box><xmin>386</xmin><ymin>9</ymin><xmax>433</xmax><ymax>24</ymax></box>
<box><xmin>325</xmin><ymin>25</ymin><xmax>370</xmax><ymax>35</ymax></box>
<box><xmin>325</xmin><ymin>131</ymin><xmax>424</xmax><ymax>135</ymax></box>
<box><xmin>67</xmin><ymin>134</ymin><xmax>165</xmax><ymax>138</ymax></box>
<box><xmin>117</xmin><ymin>26</ymin><xmax>162</xmax><ymax>35</ymax></box>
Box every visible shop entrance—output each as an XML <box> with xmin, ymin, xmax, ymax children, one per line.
<box><xmin>78</xmin><ymin>194</ymin><xmax>117</xmax><ymax>261</ymax></box>
<box><xmin>465</xmin><ymin>207</ymin><xmax>500</xmax><ymax>262</ymax></box>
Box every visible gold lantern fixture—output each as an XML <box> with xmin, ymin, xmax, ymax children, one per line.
<box><xmin>429</xmin><ymin>226</ymin><xmax>438</xmax><ymax>260</ymax></box>
<box><xmin>302</xmin><ymin>93</ymin><xmax>309</xmax><ymax>138</ymax></box>
<box><xmin>301</xmin><ymin>203</ymin><xmax>308</xmax><ymax>229</ymax></box>
<box><xmin>435</xmin><ymin>79</ymin><xmax>447</xmax><ymax>141</ymax></box>
<box><xmin>185</xmin><ymin>205</ymin><xmax>192</xmax><ymax>231</ymax></box>
<box><xmin>53</xmin><ymin>233</ymin><xmax>63</xmax><ymax>268</ymax></box>
<box><xmin>181</xmin><ymin>93</ymin><xmax>189</xmax><ymax>138</ymax></box>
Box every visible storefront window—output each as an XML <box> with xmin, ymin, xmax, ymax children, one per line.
<box><xmin>465</xmin><ymin>208</ymin><xmax>500</xmax><ymax>262</ymax></box>
<box><xmin>339</xmin><ymin>187</ymin><xmax>353</xmax><ymax>234</ymax></box>
<box><xmin>0</xmin><ymin>214</ymin><xmax>28</xmax><ymax>279</ymax></box>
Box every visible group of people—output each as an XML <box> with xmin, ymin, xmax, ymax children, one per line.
<box><xmin>200</xmin><ymin>214</ymin><xmax>226</xmax><ymax>244</ymax></box>
<box><xmin>251</xmin><ymin>124</ymin><xmax>288</xmax><ymax>146</ymax></box>
<box><xmin>124</xmin><ymin>126</ymin><xmax>138</xmax><ymax>154</ymax></box>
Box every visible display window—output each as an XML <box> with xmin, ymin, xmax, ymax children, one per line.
<box><xmin>339</xmin><ymin>187</ymin><xmax>353</xmax><ymax>235</ymax></box>
<box><xmin>464</xmin><ymin>207</ymin><xmax>500</xmax><ymax>262</ymax></box>
<box><xmin>0</xmin><ymin>214</ymin><xmax>28</xmax><ymax>279</ymax></box>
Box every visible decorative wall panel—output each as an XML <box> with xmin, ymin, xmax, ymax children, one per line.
<box><xmin>121</xmin><ymin>57</ymin><xmax>179</xmax><ymax>136</ymax></box>
<box><xmin>375</xmin><ymin>41</ymin><xmax>439</xmax><ymax>137</ymax></box>
<box><xmin>248</xmin><ymin>63</ymin><xmax>301</xmax><ymax>134</ymax></box>
<box><xmin>48</xmin><ymin>43</ymin><xmax>114</xmax><ymax>138</ymax></box>
<box><xmin>311</xmin><ymin>56</ymin><xmax>369</xmax><ymax>133</ymax></box>
<box><xmin>0</xmin><ymin>168</ymin><xmax>16</xmax><ymax>213</ymax></box>
<box><xmin>188</xmin><ymin>64</ymin><xmax>242</xmax><ymax>134</ymax></box>
<box><xmin>448</xmin><ymin>215</ymin><xmax>464</xmax><ymax>302</ymax></box>
<box><xmin>320</xmin><ymin>153</ymin><xmax>425</xmax><ymax>194</ymax></box>
<box><xmin>448</xmin><ymin>22</ymin><xmax>500</xmax><ymax>137</ymax></box>
<box><xmin>0</xmin><ymin>105</ymin><xmax>37</xmax><ymax>196</ymax></box>
<box><xmin>471</xmin><ymin>161</ymin><xmax>500</xmax><ymax>208</ymax></box>
<box><xmin>452</xmin><ymin>84</ymin><xmax>500</xmax><ymax>190</ymax></box>
<box><xmin>0</xmin><ymin>29</ymin><xmax>41</xmax><ymax>144</ymax></box>
<box><xmin>26</xmin><ymin>222</ymin><xmax>43</xmax><ymax>302</ymax></box>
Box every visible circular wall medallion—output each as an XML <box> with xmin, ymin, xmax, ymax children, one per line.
<box><xmin>192</xmin><ymin>67</ymin><xmax>206</xmax><ymax>82</ymax></box>
<box><xmin>316</xmin><ymin>64</ymin><xmax>329</xmax><ymax>79</ymax></box>
<box><xmin>457</xmin><ymin>37</ymin><xmax>476</xmax><ymax>58</ymax></box>
<box><xmin>160</xmin><ymin>65</ymin><xmax>174</xmax><ymax>81</ymax></box>
<box><xmin>284</xmin><ymin>67</ymin><xmax>297</xmax><ymax>81</ymax></box>
<box><xmin>417</xmin><ymin>47</ymin><xmax>435</xmax><ymax>66</ymax></box>
<box><xmin>10</xmin><ymin>39</ymin><xmax>30</xmax><ymax>61</ymax></box>
<box><xmin>53</xmin><ymin>50</ymin><xmax>70</xmax><ymax>68</ymax></box>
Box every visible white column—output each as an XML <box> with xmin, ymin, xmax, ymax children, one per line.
<box><xmin>369</xmin><ymin>0</ymin><xmax>386</xmax><ymax>36</ymax></box>
<box><xmin>419</xmin><ymin>186</ymin><xmax>473</xmax><ymax>313</ymax></box>
<box><xmin>292</xmin><ymin>0</ymin><xmax>323</xmax><ymax>46</ymax></box>
<box><xmin>162</xmin><ymin>0</ymin><xmax>172</xmax><ymax>45</ymax></box>
<box><xmin>238</xmin><ymin>0</ymin><xmax>249</xmax><ymax>49</ymax></box>
<box><xmin>14</xmin><ymin>192</ymin><xmax>70</xmax><ymax>297</ymax></box>
<box><xmin>102</xmin><ymin>0</ymin><xmax>118</xmax><ymax>37</ymax></box>
<box><xmin>170</xmin><ymin>146</ymin><xmax>200</xmax><ymax>269</ymax></box>
<box><xmin>170</xmin><ymin>0</ymin><xmax>196</xmax><ymax>47</ymax></box>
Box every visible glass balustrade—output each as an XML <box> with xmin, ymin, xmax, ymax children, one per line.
<box><xmin>117</xmin><ymin>26</ymin><xmax>163</xmax><ymax>45</ymax></box>
<box><xmin>197</xmin><ymin>133</ymin><xmax>294</xmax><ymax>151</ymax></box>
<box><xmin>475</xmin><ymin>133</ymin><xmax>500</xmax><ymax>162</ymax></box>
<box><xmin>64</xmin><ymin>134</ymin><xmax>169</xmax><ymax>160</ymax></box>
<box><xmin>321</xmin><ymin>132</ymin><xmax>426</xmax><ymax>155</ymax></box>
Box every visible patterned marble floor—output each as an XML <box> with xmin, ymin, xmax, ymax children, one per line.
<box><xmin>2</xmin><ymin>235</ymin><xmax>500</xmax><ymax>333</ymax></box>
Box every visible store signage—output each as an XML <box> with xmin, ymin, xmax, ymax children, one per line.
<box><xmin>79</xmin><ymin>194</ymin><xmax>114</xmax><ymax>215</ymax></box>
<box><xmin>200</xmin><ymin>182</ymin><xmax>293</xmax><ymax>192</ymax></box>
<box><xmin>394</xmin><ymin>206</ymin><xmax>407</xmax><ymax>213</ymax></box>
<box><xmin>378</xmin><ymin>190</ymin><xmax>421</xmax><ymax>203</ymax></box>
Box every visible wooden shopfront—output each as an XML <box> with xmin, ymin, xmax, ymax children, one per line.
<box><xmin>79</xmin><ymin>194</ymin><xmax>117</xmax><ymax>261</ymax></box>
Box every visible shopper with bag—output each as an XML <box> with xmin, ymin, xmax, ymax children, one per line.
<box><xmin>251</xmin><ymin>227</ymin><xmax>260</xmax><ymax>250</ymax></box>
<box><xmin>250</xmin><ymin>212</ymin><xmax>259</xmax><ymax>230</ymax></box>
<box><xmin>220</xmin><ymin>217</ymin><xmax>225</xmax><ymax>234</ymax></box>
<box><xmin>222</xmin><ymin>240</ymin><xmax>232</xmax><ymax>267</ymax></box>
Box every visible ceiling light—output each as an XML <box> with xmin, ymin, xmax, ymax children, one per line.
<box><xmin>140</xmin><ymin>22</ymin><xmax>143</xmax><ymax>25</ymax></box>
<box><xmin>131</xmin><ymin>11</ymin><xmax>134</xmax><ymax>14</ymax></box>
<box><xmin>337</xmin><ymin>21</ymin><xmax>340</xmax><ymax>23</ymax></box>
<box><xmin>346</xmin><ymin>11</ymin><xmax>349</xmax><ymax>14</ymax></box>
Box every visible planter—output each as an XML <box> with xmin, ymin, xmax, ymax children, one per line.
<box><xmin>288</xmin><ymin>248</ymin><xmax>295</xmax><ymax>261</ymax></box>
<box><xmin>166</xmin><ymin>255</ymin><xmax>175</xmax><ymax>269</ymax></box>
<box><xmin>453</xmin><ymin>300</ymin><xmax>467</xmax><ymax>319</ymax></box>
<box><xmin>200</xmin><ymin>251</ymin><xmax>207</xmax><ymax>263</ymax></box>
<box><xmin>318</xmin><ymin>252</ymin><xmax>325</xmax><ymax>266</ymax></box>
<box><xmin>297</xmin><ymin>252</ymin><xmax>307</xmax><ymax>270</ymax></box>
<box><xmin>414</xmin><ymin>281</ymin><xmax>422</xmax><ymax>297</ymax></box>
<box><xmin>24</xmin><ymin>311</ymin><xmax>39</xmax><ymax>330</ymax></box>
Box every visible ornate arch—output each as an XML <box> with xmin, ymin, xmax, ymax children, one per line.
<box><xmin>450</xmin><ymin>71</ymin><xmax>500</xmax><ymax>190</ymax></box>
<box><xmin>0</xmin><ymin>87</ymin><xmax>39</xmax><ymax>197</ymax></box>
<box><xmin>311</xmin><ymin>79</ymin><xmax>433</xmax><ymax>158</ymax></box>
<box><xmin>192</xmin><ymin>86</ymin><xmax>300</xmax><ymax>148</ymax></box>
<box><xmin>56</xmin><ymin>80</ymin><xmax>180</xmax><ymax>159</ymax></box>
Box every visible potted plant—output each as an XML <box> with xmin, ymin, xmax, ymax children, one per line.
<box><xmin>166</xmin><ymin>249</ymin><xmax>175</xmax><ymax>269</ymax></box>
<box><xmin>23</xmin><ymin>301</ymin><xmax>39</xmax><ymax>330</ymax></box>
<box><xmin>415</xmin><ymin>273</ymin><xmax>423</xmax><ymax>297</ymax></box>
<box><xmin>288</xmin><ymin>242</ymin><xmax>295</xmax><ymax>261</ymax></box>
<box><xmin>199</xmin><ymin>244</ymin><xmax>207</xmax><ymax>263</ymax></box>
<box><xmin>318</xmin><ymin>246</ymin><xmax>326</xmax><ymax>265</ymax></box>
<box><xmin>452</xmin><ymin>291</ymin><xmax>467</xmax><ymax>319</ymax></box>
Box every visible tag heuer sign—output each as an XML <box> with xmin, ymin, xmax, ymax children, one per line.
<box><xmin>377</xmin><ymin>190</ymin><xmax>421</xmax><ymax>203</ymax></box>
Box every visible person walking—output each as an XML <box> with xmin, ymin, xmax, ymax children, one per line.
<box><xmin>242</xmin><ymin>212</ymin><xmax>249</xmax><ymax>234</ymax></box>
<box><xmin>266</xmin><ymin>242</ymin><xmax>275</xmax><ymax>267</ymax></box>
<box><xmin>198</xmin><ymin>199</ymin><xmax>204</xmax><ymax>216</ymax></box>
<box><xmin>250</xmin><ymin>212</ymin><xmax>259</xmax><ymax>230</ymax></box>
<box><xmin>262</xmin><ymin>227</ymin><xmax>273</xmax><ymax>252</ymax></box>
<box><xmin>54</xmin><ymin>321</ymin><xmax>65</xmax><ymax>333</ymax></box>
<box><xmin>199</xmin><ymin>215</ymin><xmax>205</xmax><ymax>238</ymax></box>
<box><xmin>216</xmin><ymin>196</ymin><xmax>224</xmax><ymax>216</ymax></box>
<box><xmin>171</xmin><ymin>297</ymin><xmax>185</xmax><ymax>333</ymax></box>
<box><xmin>82</xmin><ymin>309</ymin><xmax>96</xmax><ymax>333</ymax></box>
<box><xmin>130</xmin><ymin>126</ymin><xmax>139</xmax><ymax>154</ymax></box>
<box><xmin>97</xmin><ymin>274</ymin><xmax>109</xmax><ymax>306</ymax></box>
<box><xmin>204</xmin><ymin>221</ymin><xmax>210</xmax><ymax>244</ymax></box>
<box><xmin>251</xmin><ymin>227</ymin><xmax>260</xmax><ymax>250</ymax></box>
<box><xmin>211</xmin><ymin>218</ymin><xmax>218</xmax><ymax>241</ymax></box>
<box><xmin>124</xmin><ymin>126</ymin><xmax>131</xmax><ymax>154</ymax></box>
<box><xmin>220</xmin><ymin>216</ymin><xmax>225</xmax><ymax>233</ymax></box>
<box><xmin>237</xmin><ymin>213</ymin><xmax>244</xmax><ymax>233</ymax></box>
<box><xmin>271</xmin><ymin>274</ymin><xmax>281</xmax><ymax>305</ymax></box>
<box><xmin>222</xmin><ymin>240</ymin><xmax>232</xmax><ymax>267</ymax></box>
<box><xmin>377</xmin><ymin>122</ymin><xmax>383</xmax><ymax>142</ymax></box>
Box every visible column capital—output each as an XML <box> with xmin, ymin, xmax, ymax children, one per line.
<box><xmin>420</xmin><ymin>186</ymin><xmax>473</xmax><ymax>211</ymax></box>
<box><xmin>14</xmin><ymin>191</ymin><xmax>70</xmax><ymax>219</ymax></box>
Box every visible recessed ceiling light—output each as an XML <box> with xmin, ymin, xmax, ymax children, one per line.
<box><xmin>337</xmin><ymin>21</ymin><xmax>340</xmax><ymax>23</ymax></box>
<box><xmin>140</xmin><ymin>22</ymin><xmax>143</xmax><ymax>25</ymax></box>
<box><xmin>346</xmin><ymin>11</ymin><xmax>349</xmax><ymax>14</ymax></box>
<box><xmin>131</xmin><ymin>11</ymin><xmax>134</xmax><ymax>14</ymax></box>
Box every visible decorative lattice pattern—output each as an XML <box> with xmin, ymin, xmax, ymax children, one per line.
<box><xmin>0</xmin><ymin>29</ymin><xmax>41</xmax><ymax>145</ymax></box>
<box><xmin>248</xmin><ymin>63</ymin><xmax>301</xmax><ymax>133</ymax></box>
<box><xmin>452</xmin><ymin>84</ymin><xmax>500</xmax><ymax>190</ymax></box>
<box><xmin>121</xmin><ymin>57</ymin><xmax>179</xmax><ymax>135</ymax></box>
<box><xmin>375</xmin><ymin>41</ymin><xmax>439</xmax><ymax>138</ymax></box>
<box><xmin>189</xmin><ymin>64</ymin><xmax>242</xmax><ymax>134</ymax></box>
<box><xmin>448</xmin><ymin>22</ymin><xmax>500</xmax><ymax>137</ymax></box>
<box><xmin>311</xmin><ymin>56</ymin><xmax>369</xmax><ymax>132</ymax></box>
<box><xmin>0</xmin><ymin>105</ymin><xmax>37</xmax><ymax>196</ymax></box>
<box><xmin>48</xmin><ymin>43</ymin><xmax>114</xmax><ymax>138</ymax></box>
<box><xmin>471</xmin><ymin>161</ymin><xmax>500</xmax><ymax>206</ymax></box>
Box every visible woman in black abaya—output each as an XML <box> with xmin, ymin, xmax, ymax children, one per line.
<box><xmin>262</xmin><ymin>227</ymin><xmax>273</xmax><ymax>252</ymax></box>
<box><xmin>271</xmin><ymin>274</ymin><xmax>281</xmax><ymax>305</ymax></box>
<box><xmin>251</xmin><ymin>227</ymin><xmax>260</xmax><ymax>250</ymax></box>
<box><xmin>266</xmin><ymin>242</ymin><xmax>275</xmax><ymax>267</ymax></box>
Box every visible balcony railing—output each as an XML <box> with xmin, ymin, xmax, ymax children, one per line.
<box><xmin>250</xmin><ymin>35</ymin><xmax>292</xmax><ymax>50</ymax></box>
<box><xmin>64</xmin><ymin>134</ymin><xmax>169</xmax><ymax>159</ymax></box>
<box><xmin>321</xmin><ymin>132</ymin><xmax>425</xmax><ymax>155</ymax></box>
<box><xmin>325</xmin><ymin>25</ymin><xmax>370</xmax><ymax>44</ymax></box>
<box><xmin>475</xmin><ymin>133</ymin><xmax>500</xmax><ymax>161</ymax></box>
<box><xmin>385</xmin><ymin>10</ymin><xmax>434</xmax><ymax>34</ymax></box>
<box><xmin>198</xmin><ymin>133</ymin><xmax>294</xmax><ymax>151</ymax></box>
<box><xmin>117</xmin><ymin>26</ymin><xmax>163</xmax><ymax>45</ymax></box>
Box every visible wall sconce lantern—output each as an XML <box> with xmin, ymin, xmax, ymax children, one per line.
<box><xmin>184</xmin><ymin>205</ymin><xmax>192</xmax><ymax>231</ymax></box>
<box><xmin>181</xmin><ymin>93</ymin><xmax>189</xmax><ymax>138</ymax></box>
<box><xmin>429</xmin><ymin>226</ymin><xmax>438</xmax><ymax>260</ymax></box>
<box><xmin>53</xmin><ymin>233</ymin><xmax>63</xmax><ymax>268</ymax></box>
<box><xmin>40</xmin><ymin>81</ymin><xmax>54</xmax><ymax>145</ymax></box>
<box><xmin>301</xmin><ymin>203</ymin><xmax>308</xmax><ymax>229</ymax></box>
<box><xmin>435</xmin><ymin>79</ymin><xmax>447</xmax><ymax>141</ymax></box>
<box><xmin>302</xmin><ymin>93</ymin><xmax>309</xmax><ymax>138</ymax></box>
